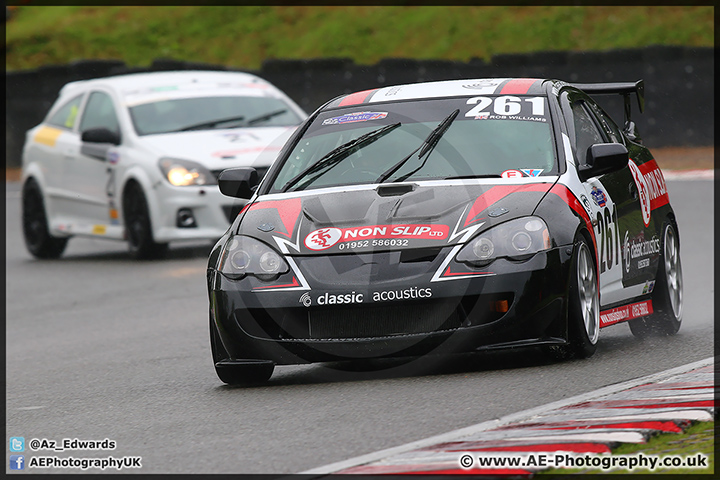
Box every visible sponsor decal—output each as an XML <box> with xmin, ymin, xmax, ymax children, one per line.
<box><xmin>628</xmin><ymin>159</ymin><xmax>651</xmax><ymax>226</ymax></box>
<box><xmin>322</xmin><ymin>111</ymin><xmax>388</xmax><ymax>125</ymax></box>
<box><xmin>305</xmin><ymin>224</ymin><xmax>449</xmax><ymax>250</ymax></box>
<box><xmin>501</xmin><ymin>169</ymin><xmax>524</xmax><ymax>178</ymax></box>
<box><xmin>623</xmin><ymin>230</ymin><xmax>660</xmax><ymax>273</ymax></box>
<box><xmin>465</xmin><ymin>96</ymin><xmax>547</xmax><ymax>122</ymax></box>
<box><xmin>462</xmin><ymin>81</ymin><xmax>500</xmax><ymax>90</ymax></box>
<box><xmin>316</xmin><ymin>291</ymin><xmax>364</xmax><ymax>305</ymax></box>
<box><xmin>373</xmin><ymin>287</ymin><xmax>432</xmax><ymax>302</ymax></box>
<box><xmin>642</xmin><ymin>280</ymin><xmax>655</xmax><ymax>295</ymax></box>
<box><xmin>92</xmin><ymin>225</ymin><xmax>106</xmax><ymax>235</ymax></box>
<box><xmin>384</xmin><ymin>86</ymin><xmax>403</xmax><ymax>96</ymax></box>
<box><xmin>638</xmin><ymin>159</ymin><xmax>670</xmax><ymax>211</ymax></box>
<box><xmin>600</xmin><ymin>300</ymin><xmax>653</xmax><ymax>327</ymax></box>
<box><xmin>590</xmin><ymin>186</ymin><xmax>607</xmax><ymax>207</ymax></box>
<box><xmin>580</xmin><ymin>194</ymin><xmax>592</xmax><ymax>215</ymax></box>
<box><xmin>521</xmin><ymin>168</ymin><xmax>544</xmax><ymax>177</ymax></box>
<box><xmin>305</xmin><ymin>227</ymin><xmax>343</xmax><ymax>250</ymax></box>
<box><xmin>33</xmin><ymin>126</ymin><xmax>63</xmax><ymax>147</ymax></box>
<box><xmin>298</xmin><ymin>287</ymin><xmax>432</xmax><ymax>307</ymax></box>
<box><xmin>107</xmin><ymin>152</ymin><xmax>120</xmax><ymax>164</ymax></box>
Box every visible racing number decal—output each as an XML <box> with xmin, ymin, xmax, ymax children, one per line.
<box><xmin>465</xmin><ymin>96</ymin><xmax>546</xmax><ymax>119</ymax></box>
<box><xmin>595</xmin><ymin>205</ymin><xmax>621</xmax><ymax>274</ymax></box>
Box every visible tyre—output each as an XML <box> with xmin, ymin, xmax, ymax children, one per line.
<box><xmin>545</xmin><ymin>235</ymin><xmax>599</xmax><ymax>359</ymax></box>
<box><xmin>629</xmin><ymin>220</ymin><xmax>683</xmax><ymax>337</ymax></box>
<box><xmin>210</xmin><ymin>315</ymin><xmax>274</xmax><ymax>385</ymax></box>
<box><xmin>21</xmin><ymin>178</ymin><xmax>69</xmax><ymax>259</ymax></box>
<box><xmin>122</xmin><ymin>181</ymin><xmax>168</xmax><ymax>259</ymax></box>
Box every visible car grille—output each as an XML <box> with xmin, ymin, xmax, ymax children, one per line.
<box><xmin>239</xmin><ymin>294</ymin><xmax>512</xmax><ymax>341</ymax></box>
<box><xmin>308</xmin><ymin>302</ymin><xmax>462</xmax><ymax>339</ymax></box>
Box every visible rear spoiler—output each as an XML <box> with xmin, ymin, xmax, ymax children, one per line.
<box><xmin>570</xmin><ymin>80</ymin><xmax>644</xmax><ymax>125</ymax></box>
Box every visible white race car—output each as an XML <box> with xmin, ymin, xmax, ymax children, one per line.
<box><xmin>21</xmin><ymin>70</ymin><xmax>307</xmax><ymax>259</ymax></box>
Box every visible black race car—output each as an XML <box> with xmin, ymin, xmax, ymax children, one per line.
<box><xmin>207</xmin><ymin>78</ymin><xmax>683</xmax><ymax>384</ymax></box>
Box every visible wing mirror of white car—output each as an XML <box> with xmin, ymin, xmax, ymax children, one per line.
<box><xmin>218</xmin><ymin>168</ymin><xmax>259</xmax><ymax>199</ymax></box>
<box><xmin>81</xmin><ymin>127</ymin><xmax>121</xmax><ymax>146</ymax></box>
<box><xmin>578</xmin><ymin>143</ymin><xmax>629</xmax><ymax>182</ymax></box>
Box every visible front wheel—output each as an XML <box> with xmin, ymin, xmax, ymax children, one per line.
<box><xmin>629</xmin><ymin>220</ymin><xmax>683</xmax><ymax>337</ymax></box>
<box><xmin>22</xmin><ymin>178</ymin><xmax>69</xmax><ymax>259</ymax></box>
<box><xmin>544</xmin><ymin>235</ymin><xmax>599</xmax><ymax>360</ymax></box>
<box><xmin>122</xmin><ymin>182</ymin><xmax>168</xmax><ymax>260</ymax></box>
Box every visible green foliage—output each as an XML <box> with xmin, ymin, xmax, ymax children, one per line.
<box><xmin>5</xmin><ymin>6</ymin><xmax>714</xmax><ymax>71</ymax></box>
<box><xmin>540</xmin><ymin>421</ymin><xmax>714</xmax><ymax>475</ymax></box>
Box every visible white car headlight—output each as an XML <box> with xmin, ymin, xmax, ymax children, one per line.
<box><xmin>218</xmin><ymin>235</ymin><xmax>289</xmax><ymax>281</ymax></box>
<box><xmin>456</xmin><ymin>216</ymin><xmax>551</xmax><ymax>265</ymax></box>
<box><xmin>158</xmin><ymin>157</ymin><xmax>215</xmax><ymax>186</ymax></box>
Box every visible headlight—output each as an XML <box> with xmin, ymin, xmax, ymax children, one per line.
<box><xmin>218</xmin><ymin>235</ymin><xmax>289</xmax><ymax>281</ymax></box>
<box><xmin>158</xmin><ymin>157</ymin><xmax>215</xmax><ymax>186</ymax></box>
<box><xmin>456</xmin><ymin>216</ymin><xmax>551</xmax><ymax>265</ymax></box>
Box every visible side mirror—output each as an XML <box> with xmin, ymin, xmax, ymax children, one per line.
<box><xmin>578</xmin><ymin>143</ymin><xmax>629</xmax><ymax>181</ymax></box>
<box><xmin>81</xmin><ymin>127</ymin><xmax>121</xmax><ymax>145</ymax></box>
<box><xmin>218</xmin><ymin>168</ymin><xmax>258</xmax><ymax>199</ymax></box>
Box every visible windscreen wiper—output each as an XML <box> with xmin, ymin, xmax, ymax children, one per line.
<box><xmin>281</xmin><ymin>122</ymin><xmax>402</xmax><ymax>193</ymax></box>
<box><xmin>177</xmin><ymin>115</ymin><xmax>246</xmax><ymax>132</ymax></box>
<box><xmin>247</xmin><ymin>109</ymin><xmax>288</xmax><ymax>126</ymax></box>
<box><xmin>375</xmin><ymin>109</ymin><xmax>459</xmax><ymax>183</ymax></box>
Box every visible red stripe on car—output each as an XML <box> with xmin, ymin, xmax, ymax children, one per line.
<box><xmin>339</xmin><ymin>89</ymin><xmax>377</xmax><ymax>106</ymax></box>
<box><xmin>464</xmin><ymin>184</ymin><xmax>551</xmax><ymax>227</ymax></box>
<box><xmin>247</xmin><ymin>198</ymin><xmax>302</xmax><ymax>237</ymax></box>
<box><xmin>499</xmin><ymin>78</ymin><xmax>539</xmax><ymax>95</ymax></box>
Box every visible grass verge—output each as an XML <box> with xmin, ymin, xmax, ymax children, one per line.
<box><xmin>539</xmin><ymin>421</ymin><xmax>714</xmax><ymax>475</ymax></box>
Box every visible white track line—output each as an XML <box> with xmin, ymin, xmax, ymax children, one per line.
<box><xmin>300</xmin><ymin>356</ymin><xmax>714</xmax><ymax>475</ymax></box>
<box><xmin>662</xmin><ymin>169</ymin><xmax>714</xmax><ymax>180</ymax></box>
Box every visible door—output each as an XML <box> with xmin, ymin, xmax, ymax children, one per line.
<box><xmin>564</xmin><ymin>93</ymin><xmax>632</xmax><ymax>307</ymax></box>
<box><xmin>65</xmin><ymin>90</ymin><xmax>120</xmax><ymax>234</ymax></box>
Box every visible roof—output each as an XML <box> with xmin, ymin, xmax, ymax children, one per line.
<box><xmin>327</xmin><ymin>78</ymin><xmax>549</xmax><ymax>108</ymax></box>
<box><xmin>58</xmin><ymin>70</ymin><xmax>277</xmax><ymax>100</ymax></box>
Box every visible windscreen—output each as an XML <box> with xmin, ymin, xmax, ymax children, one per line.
<box><xmin>128</xmin><ymin>96</ymin><xmax>302</xmax><ymax>135</ymax></box>
<box><xmin>269</xmin><ymin>95</ymin><xmax>556</xmax><ymax>193</ymax></box>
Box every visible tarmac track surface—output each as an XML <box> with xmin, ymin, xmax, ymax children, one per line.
<box><xmin>4</xmin><ymin>178</ymin><xmax>713</xmax><ymax>474</ymax></box>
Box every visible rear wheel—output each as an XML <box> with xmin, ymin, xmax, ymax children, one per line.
<box><xmin>122</xmin><ymin>181</ymin><xmax>168</xmax><ymax>259</ymax></box>
<box><xmin>210</xmin><ymin>314</ymin><xmax>274</xmax><ymax>385</ymax></box>
<box><xmin>545</xmin><ymin>235</ymin><xmax>599</xmax><ymax>359</ymax></box>
<box><xmin>22</xmin><ymin>178</ymin><xmax>69</xmax><ymax>259</ymax></box>
<box><xmin>629</xmin><ymin>220</ymin><xmax>683</xmax><ymax>337</ymax></box>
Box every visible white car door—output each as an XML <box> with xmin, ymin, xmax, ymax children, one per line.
<box><xmin>63</xmin><ymin>90</ymin><xmax>120</xmax><ymax>236</ymax></box>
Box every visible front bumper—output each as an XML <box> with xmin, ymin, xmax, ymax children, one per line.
<box><xmin>209</xmin><ymin>245</ymin><xmax>574</xmax><ymax>365</ymax></box>
<box><xmin>151</xmin><ymin>183</ymin><xmax>245</xmax><ymax>242</ymax></box>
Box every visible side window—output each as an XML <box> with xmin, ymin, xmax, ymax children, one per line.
<box><xmin>588</xmin><ymin>101</ymin><xmax>623</xmax><ymax>144</ymax></box>
<box><xmin>571</xmin><ymin>100</ymin><xmax>605</xmax><ymax>166</ymax></box>
<box><xmin>78</xmin><ymin>92</ymin><xmax>120</xmax><ymax>135</ymax></box>
<box><xmin>46</xmin><ymin>94</ymin><xmax>84</xmax><ymax>130</ymax></box>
